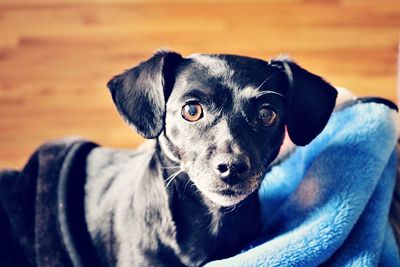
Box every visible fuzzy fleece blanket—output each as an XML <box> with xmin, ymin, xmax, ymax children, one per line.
<box><xmin>0</xmin><ymin>97</ymin><xmax>399</xmax><ymax>266</ymax></box>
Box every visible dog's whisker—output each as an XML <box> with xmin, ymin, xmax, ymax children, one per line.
<box><xmin>164</xmin><ymin>171</ymin><xmax>180</xmax><ymax>184</ymax></box>
<box><xmin>161</xmin><ymin>163</ymin><xmax>181</xmax><ymax>169</ymax></box>
<box><xmin>256</xmin><ymin>72</ymin><xmax>281</xmax><ymax>91</ymax></box>
<box><xmin>165</xmin><ymin>170</ymin><xmax>183</xmax><ymax>189</ymax></box>
<box><xmin>182</xmin><ymin>179</ymin><xmax>190</xmax><ymax>194</ymax></box>
<box><xmin>179</xmin><ymin>178</ymin><xmax>192</xmax><ymax>199</ymax></box>
<box><xmin>223</xmin><ymin>205</ymin><xmax>237</xmax><ymax>214</ymax></box>
<box><xmin>161</xmin><ymin>165</ymin><xmax>181</xmax><ymax>170</ymax></box>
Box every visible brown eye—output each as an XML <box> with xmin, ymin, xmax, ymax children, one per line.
<box><xmin>258</xmin><ymin>107</ymin><xmax>277</xmax><ymax>126</ymax></box>
<box><xmin>182</xmin><ymin>103</ymin><xmax>203</xmax><ymax>122</ymax></box>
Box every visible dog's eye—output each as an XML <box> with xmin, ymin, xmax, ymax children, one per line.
<box><xmin>258</xmin><ymin>106</ymin><xmax>277</xmax><ymax>126</ymax></box>
<box><xmin>182</xmin><ymin>103</ymin><xmax>203</xmax><ymax>122</ymax></box>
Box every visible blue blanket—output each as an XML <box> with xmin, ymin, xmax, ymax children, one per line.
<box><xmin>206</xmin><ymin>98</ymin><xmax>400</xmax><ymax>266</ymax></box>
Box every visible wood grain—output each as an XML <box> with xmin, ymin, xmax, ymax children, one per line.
<box><xmin>1</xmin><ymin>0</ymin><xmax>399</xmax><ymax>168</ymax></box>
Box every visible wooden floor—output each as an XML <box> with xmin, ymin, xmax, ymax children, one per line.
<box><xmin>1</xmin><ymin>0</ymin><xmax>399</xmax><ymax>168</ymax></box>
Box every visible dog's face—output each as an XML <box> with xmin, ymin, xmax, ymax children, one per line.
<box><xmin>164</xmin><ymin>55</ymin><xmax>287</xmax><ymax>206</ymax></box>
<box><xmin>107</xmin><ymin>51</ymin><xmax>337</xmax><ymax>206</ymax></box>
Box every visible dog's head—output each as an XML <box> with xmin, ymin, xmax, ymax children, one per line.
<box><xmin>107</xmin><ymin>51</ymin><xmax>337</xmax><ymax>206</ymax></box>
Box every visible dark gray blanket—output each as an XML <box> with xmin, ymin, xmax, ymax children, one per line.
<box><xmin>0</xmin><ymin>138</ymin><xmax>99</xmax><ymax>267</ymax></box>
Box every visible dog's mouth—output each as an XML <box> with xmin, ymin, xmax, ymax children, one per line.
<box><xmin>204</xmin><ymin>187</ymin><xmax>256</xmax><ymax>207</ymax></box>
<box><xmin>206</xmin><ymin>190</ymin><xmax>250</xmax><ymax>207</ymax></box>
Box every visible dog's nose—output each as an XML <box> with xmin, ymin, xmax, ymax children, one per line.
<box><xmin>213</xmin><ymin>154</ymin><xmax>250</xmax><ymax>183</ymax></box>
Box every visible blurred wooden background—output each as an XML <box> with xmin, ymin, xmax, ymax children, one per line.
<box><xmin>1</xmin><ymin>0</ymin><xmax>399</xmax><ymax>168</ymax></box>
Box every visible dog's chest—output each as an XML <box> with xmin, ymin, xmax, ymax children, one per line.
<box><xmin>170</xmin><ymin>189</ymin><xmax>261</xmax><ymax>266</ymax></box>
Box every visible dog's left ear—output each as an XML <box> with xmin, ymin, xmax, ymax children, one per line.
<box><xmin>107</xmin><ymin>51</ymin><xmax>183</xmax><ymax>139</ymax></box>
<box><xmin>272</xmin><ymin>58</ymin><xmax>338</xmax><ymax>146</ymax></box>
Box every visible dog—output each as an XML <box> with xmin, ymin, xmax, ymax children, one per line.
<box><xmin>83</xmin><ymin>51</ymin><xmax>337</xmax><ymax>266</ymax></box>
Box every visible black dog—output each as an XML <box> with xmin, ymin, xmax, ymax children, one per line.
<box><xmin>84</xmin><ymin>51</ymin><xmax>337</xmax><ymax>266</ymax></box>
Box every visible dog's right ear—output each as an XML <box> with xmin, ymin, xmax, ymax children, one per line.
<box><xmin>107</xmin><ymin>51</ymin><xmax>183</xmax><ymax>139</ymax></box>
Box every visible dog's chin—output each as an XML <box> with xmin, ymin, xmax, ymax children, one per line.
<box><xmin>190</xmin><ymin>173</ymin><xmax>263</xmax><ymax>207</ymax></box>
<box><xmin>203</xmin><ymin>190</ymin><xmax>252</xmax><ymax>207</ymax></box>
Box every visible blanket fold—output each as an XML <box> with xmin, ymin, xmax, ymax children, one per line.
<box><xmin>1</xmin><ymin>98</ymin><xmax>399</xmax><ymax>267</ymax></box>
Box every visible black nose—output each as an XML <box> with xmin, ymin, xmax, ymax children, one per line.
<box><xmin>213</xmin><ymin>154</ymin><xmax>250</xmax><ymax>183</ymax></box>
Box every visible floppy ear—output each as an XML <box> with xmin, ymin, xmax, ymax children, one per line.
<box><xmin>272</xmin><ymin>59</ymin><xmax>338</xmax><ymax>146</ymax></box>
<box><xmin>107</xmin><ymin>51</ymin><xmax>183</xmax><ymax>139</ymax></box>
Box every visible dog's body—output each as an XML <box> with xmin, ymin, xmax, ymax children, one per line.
<box><xmin>85</xmin><ymin>141</ymin><xmax>261</xmax><ymax>266</ymax></box>
<box><xmin>84</xmin><ymin>52</ymin><xmax>337</xmax><ymax>266</ymax></box>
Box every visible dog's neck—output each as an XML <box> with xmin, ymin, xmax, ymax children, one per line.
<box><xmin>156</xmin><ymin>134</ymin><xmax>261</xmax><ymax>264</ymax></box>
